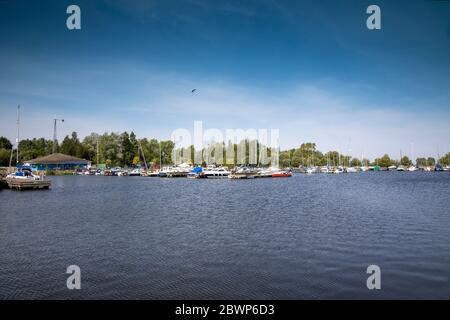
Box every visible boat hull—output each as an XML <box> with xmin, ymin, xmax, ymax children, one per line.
<box><xmin>272</xmin><ymin>172</ymin><xmax>292</xmax><ymax>177</ymax></box>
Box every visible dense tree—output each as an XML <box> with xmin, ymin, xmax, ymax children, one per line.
<box><xmin>438</xmin><ymin>153</ymin><xmax>450</xmax><ymax>166</ymax></box>
<box><xmin>0</xmin><ymin>148</ymin><xmax>11</xmax><ymax>166</ymax></box>
<box><xmin>0</xmin><ymin>136</ymin><xmax>13</xmax><ymax>166</ymax></box>
<box><xmin>350</xmin><ymin>158</ymin><xmax>362</xmax><ymax>167</ymax></box>
<box><xmin>376</xmin><ymin>154</ymin><xmax>392</xmax><ymax>168</ymax></box>
<box><xmin>400</xmin><ymin>156</ymin><xmax>412</xmax><ymax>166</ymax></box>
<box><xmin>3</xmin><ymin>130</ymin><xmax>449</xmax><ymax>170</ymax></box>
<box><xmin>416</xmin><ymin>157</ymin><xmax>435</xmax><ymax>167</ymax></box>
<box><xmin>60</xmin><ymin>132</ymin><xmax>85</xmax><ymax>158</ymax></box>
<box><xmin>18</xmin><ymin>138</ymin><xmax>54</xmax><ymax>161</ymax></box>
<box><xmin>0</xmin><ymin>136</ymin><xmax>13</xmax><ymax>150</ymax></box>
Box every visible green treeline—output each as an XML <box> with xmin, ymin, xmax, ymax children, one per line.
<box><xmin>0</xmin><ymin>134</ymin><xmax>449</xmax><ymax>168</ymax></box>
<box><xmin>0</xmin><ymin>132</ymin><xmax>174</xmax><ymax>168</ymax></box>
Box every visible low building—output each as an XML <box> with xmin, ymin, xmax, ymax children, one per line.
<box><xmin>25</xmin><ymin>153</ymin><xmax>90</xmax><ymax>171</ymax></box>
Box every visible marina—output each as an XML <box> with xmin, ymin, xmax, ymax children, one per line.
<box><xmin>57</xmin><ymin>163</ymin><xmax>450</xmax><ymax>179</ymax></box>
<box><xmin>0</xmin><ymin>0</ymin><xmax>449</xmax><ymax>303</ymax></box>
<box><xmin>1</xmin><ymin>161</ymin><xmax>448</xmax><ymax>191</ymax></box>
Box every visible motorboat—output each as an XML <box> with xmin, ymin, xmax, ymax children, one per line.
<box><xmin>258</xmin><ymin>167</ymin><xmax>280</xmax><ymax>177</ymax></box>
<box><xmin>128</xmin><ymin>168</ymin><xmax>141</xmax><ymax>176</ymax></box>
<box><xmin>320</xmin><ymin>166</ymin><xmax>331</xmax><ymax>173</ymax></box>
<box><xmin>306</xmin><ymin>167</ymin><xmax>317</xmax><ymax>174</ymax></box>
<box><xmin>203</xmin><ymin>166</ymin><xmax>230</xmax><ymax>178</ymax></box>
<box><xmin>187</xmin><ymin>166</ymin><xmax>203</xmax><ymax>179</ymax></box>
<box><xmin>6</xmin><ymin>164</ymin><xmax>51</xmax><ymax>190</ymax></box>
<box><xmin>272</xmin><ymin>170</ymin><xmax>293</xmax><ymax>177</ymax></box>
<box><xmin>334</xmin><ymin>167</ymin><xmax>344</xmax><ymax>174</ymax></box>
<box><xmin>6</xmin><ymin>164</ymin><xmax>43</xmax><ymax>181</ymax></box>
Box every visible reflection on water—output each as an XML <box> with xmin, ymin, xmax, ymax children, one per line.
<box><xmin>0</xmin><ymin>172</ymin><xmax>449</xmax><ymax>299</ymax></box>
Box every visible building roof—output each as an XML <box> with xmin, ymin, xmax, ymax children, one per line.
<box><xmin>25</xmin><ymin>153</ymin><xmax>89</xmax><ymax>165</ymax></box>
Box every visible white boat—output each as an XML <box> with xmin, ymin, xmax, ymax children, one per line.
<box><xmin>408</xmin><ymin>166</ymin><xmax>417</xmax><ymax>172</ymax></box>
<box><xmin>345</xmin><ymin>167</ymin><xmax>358</xmax><ymax>173</ymax></box>
<box><xmin>148</xmin><ymin>171</ymin><xmax>160</xmax><ymax>177</ymax></box>
<box><xmin>203</xmin><ymin>167</ymin><xmax>230</xmax><ymax>178</ymax></box>
<box><xmin>128</xmin><ymin>168</ymin><xmax>141</xmax><ymax>176</ymax></box>
<box><xmin>388</xmin><ymin>165</ymin><xmax>397</xmax><ymax>171</ymax></box>
<box><xmin>320</xmin><ymin>166</ymin><xmax>331</xmax><ymax>173</ymax></box>
<box><xmin>258</xmin><ymin>167</ymin><xmax>280</xmax><ymax>177</ymax></box>
<box><xmin>174</xmin><ymin>162</ymin><xmax>193</xmax><ymax>173</ymax></box>
<box><xmin>360</xmin><ymin>166</ymin><xmax>369</xmax><ymax>172</ymax></box>
<box><xmin>228</xmin><ymin>166</ymin><xmax>259</xmax><ymax>179</ymax></box>
<box><xmin>187</xmin><ymin>167</ymin><xmax>203</xmax><ymax>179</ymax></box>
<box><xmin>397</xmin><ymin>166</ymin><xmax>406</xmax><ymax>171</ymax></box>
<box><xmin>6</xmin><ymin>164</ymin><xmax>43</xmax><ymax>181</ymax></box>
<box><xmin>306</xmin><ymin>167</ymin><xmax>316</xmax><ymax>174</ymax></box>
<box><xmin>334</xmin><ymin>167</ymin><xmax>344</xmax><ymax>174</ymax></box>
<box><xmin>160</xmin><ymin>163</ymin><xmax>193</xmax><ymax>177</ymax></box>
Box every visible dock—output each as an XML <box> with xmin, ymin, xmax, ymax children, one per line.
<box><xmin>0</xmin><ymin>169</ymin><xmax>8</xmax><ymax>189</ymax></box>
<box><xmin>6</xmin><ymin>178</ymin><xmax>51</xmax><ymax>191</ymax></box>
<box><xmin>166</xmin><ymin>172</ymin><xmax>188</xmax><ymax>178</ymax></box>
<box><xmin>228</xmin><ymin>172</ymin><xmax>258</xmax><ymax>179</ymax></box>
<box><xmin>0</xmin><ymin>178</ymin><xmax>8</xmax><ymax>189</ymax></box>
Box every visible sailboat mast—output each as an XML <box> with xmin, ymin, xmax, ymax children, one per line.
<box><xmin>16</xmin><ymin>105</ymin><xmax>20</xmax><ymax>164</ymax></box>
<box><xmin>96</xmin><ymin>135</ymin><xmax>99</xmax><ymax>165</ymax></box>
<box><xmin>137</xmin><ymin>139</ymin><xmax>148</xmax><ymax>170</ymax></box>
<box><xmin>159</xmin><ymin>142</ymin><xmax>162</xmax><ymax>169</ymax></box>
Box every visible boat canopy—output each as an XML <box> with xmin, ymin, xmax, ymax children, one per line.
<box><xmin>192</xmin><ymin>167</ymin><xmax>203</xmax><ymax>173</ymax></box>
<box><xmin>16</xmin><ymin>164</ymin><xmax>32</xmax><ymax>170</ymax></box>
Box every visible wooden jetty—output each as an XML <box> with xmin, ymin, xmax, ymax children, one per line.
<box><xmin>228</xmin><ymin>172</ymin><xmax>258</xmax><ymax>179</ymax></box>
<box><xmin>0</xmin><ymin>178</ymin><xmax>8</xmax><ymax>189</ymax></box>
<box><xmin>166</xmin><ymin>172</ymin><xmax>188</xmax><ymax>178</ymax></box>
<box><xmin>0</xmin><ymin>169</ymin><xmax>8</xmax><ymax>189</ymax></box>
<box><xmin>6</xmin><ymin>178</ymin><xmax>51</xmax><ymax>191</ymax></box>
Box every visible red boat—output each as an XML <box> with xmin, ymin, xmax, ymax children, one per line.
<box><xmin>272</xmin><ymin>171</ymin><xmax>292</xmax><ymax>177</ymax></box>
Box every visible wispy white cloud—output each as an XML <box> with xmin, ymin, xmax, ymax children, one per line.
<box><xmin>1</xmin><ymin>58</ymin><xmax>449</xmax><ymax>160</ymax></box>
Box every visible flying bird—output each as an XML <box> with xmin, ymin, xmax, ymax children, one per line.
<box><xmin>191</xmin><ymin>89</ymin><xmax>197</xmax><ymax>93</ymax></box>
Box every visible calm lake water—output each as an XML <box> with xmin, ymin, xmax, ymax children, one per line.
<box><xmin>0</xmin><ymin>172</ymin><xmax>449</xmax><ymax>299</ymax></box>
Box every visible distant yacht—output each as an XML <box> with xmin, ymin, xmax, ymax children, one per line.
<box><xmin>306</xmin><ymin>167</ymin><xmax>318</xmax><ymax>174</ymax></box>
<box><xmin>272</xmin><ymin>169</ymin><xmax>293</xmax><ymax>177</ymax></box>
<box><xmin>258</xmin><ymin>167</ymin><xmax>280</xmax><ymax>177</ymax></box>
<box><xmin>334</xmin><ymin>167</ymin><xmax>344</xmax><ymax>174</ymax></box>
<box><xmin>203</xmin><ymin>166</ymin><xmax>230</xmax><ymax>178</ymax></box>
<box><xmin>320</xmin><ymin>166</ymin><xmax>331</xmax><ymax>173</ymax></box>
<box><xmin>129</xmin><ymin>168</ymin><xmax>141</xmax><ymax>176</ymax></box>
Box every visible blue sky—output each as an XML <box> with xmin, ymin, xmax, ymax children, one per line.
<box><xmin>0</xmin><ymin>0</ymin><xmax>449</xmax><ymax>159</ymax></box>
